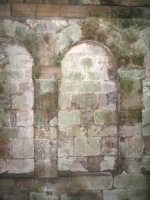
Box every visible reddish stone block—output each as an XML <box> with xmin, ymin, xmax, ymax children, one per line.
<box><xmin>0</xmin><ymin>139</ymin><xmax>12</xmax><ymax>158</ymax></box>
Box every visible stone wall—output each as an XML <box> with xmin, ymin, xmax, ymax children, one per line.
<box><xmin>0</xmin><ymin>2</ymin><xmax>150</xmax><ymax>200</ymax></box>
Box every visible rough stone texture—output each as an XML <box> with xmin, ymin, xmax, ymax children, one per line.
<box><xmin>60</xmin><ymin>5</ymin><xmax>86</xmax><ymax>18</ymax></box>
<box><xmin>7</xmin><ymin>159</ymin><xmax>34</xmax><ymax>173</ymax></box>
<box><xmin>0</xmin><ymin>4</ymin><xmax>10</xmax><ymax>17</ymax></box>
<box><xmin>58</xmin><ymin>41</ymin><xmax>118</xmax><ymax>174</ymax></box>
<box><xmin>12</xmin><ymin>4</ymin><xmax>36</xmax><ymax>17</ymax></box>
<box><xmin>37</xmin><ymin>5</ymin><xmax>59</xmax><ymax>17</ymax></box>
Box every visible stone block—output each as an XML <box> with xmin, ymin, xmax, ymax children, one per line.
<box><xmin>71</xmin><ymin>94</ymin><xmax>98</xmax><ymax>109</ymax></box>
<box><xmin>88</xmin><ymin>125</ymin><xmax>117</xmax><ymax>137</ymax></box>
<box><xmin>123</xmin><ymin>159</ymin><xmax>141</xmax><ymax>174</ymax></box>
<box><xmin>27</xmin><ymin>0</ymin><xmax>43</xmax><ymax>3</ymax></box>
<box><xmin>142</xmin><ymin>109</ymin><xmax>150</xmax><ymax>125</ymax></box>
<box><xmin>35</xmin><ymin>140</ymin><xmax>50</xmax><ymax>161</ymax></box>
<box><xmin>140</xmin><ymin>156</ymin><xmax>150</xmax><ymax>171</ymax></box>
<box><xmin>0</xmin><ymin>159</ymin><xmax>6</xmax><ymax>173</ymax></box>
<box><xmin>35</xmin><ymin>80</ymin><xmax>58</xmax><ymax>95</ymax></box>
<box><xmin>120</xmin><ymin>109</ymin><xmax>142</xmax><ymax>125</ymax></box>
<box><xmin>143</xmin><ymin>94</ymin><xmax>150</xmax><ymax>109</ymax></box>
<box><xmin>133</xmin><ymin>7</ymin><xmax>150</xmax><ymax>19</ymax></box>
<box><xmin>35</xmin><ymin>93</ymin><xmax>58</xmax><ymax>110</ymax></box>
<box><xmin>12</xmin><ymin>92</ymin><xmax>34</xmax><ymax>110</ymax></box>
<box><xmin>114</xmin><ymin>174</ymin><xmax>147</xmax><ymax>189</ymax></box>
<box><xmin>81</xmin><ymin>109</ymin><xmax>94</xmax><ymax>125</ymax></box>
<box><xmin>142</xmin><ymin>125</ymin><xmax>150</xmax><ymax>136</ymax></box>
<box><xmin>74</xmin><ymin>135</ymin><xmax>100</xmax><ymax>156</ymax></box>
<box><xmin>37</xmin><ymin>5</ymin><xmax>59</xmax><ymax>17</ymax></box>
<box><xmin>0</xmin><ymin>127</ymin><xmax>18</xmax><ymax>139</ymax></box>
<box><xmin>121</xmin><ymin>93</ymin><xmax>143</xmax><ymax>110</ymax></box>
<box><xmin>12</xmin><ymin>4</ymin><xmax>36</xmax><ymax>17</ymax></box>
<box><xmin>59</xmin><ymin>94</ymin><xmax>71</xmax><ymax>110</ymax></box>
<box><xmin>58</xmin><ymin>138</ymin><xmax>73</xmax><ymax>157</ymax></box>
<box><xmin>35</xmin><ymin>126</ymin><xmax>57</xmax><ymax>139</ymax></box>
<box><xmin>12</xmin><ymin>139</ymin><xmax>34</xmax><ymax>159</ymax></box>
<box><xmin>111</xmin><ymin>6</ymin><xmax>133</xmax><ymax>18</ymax></box>
<box><xmin>120</xmin><ymin>137</ymin><xmax>144</xmax><ymax>158</ymax></box>
<box><xmin>71</xmin><ymin>175</ymin><xmax>113</xmax><ymax>190</ymax></box>
<box><xmin>0</xmin><ymin>179</ymin><xmax>14</xmax><ymax>193</ymax></box>
<box><xmin>17</xmin><ymin>110</ymin><xmax>33</xmax><ymax>126</ymax></box>
<box><xmin>143</xmin><ymin>136</ymin><xmax>150</xmax><ymax>155</ymax></box>
<box><xmin>60</xmin><ymin>5</ymin><xmax>86</xmax><ymax>18</ymax></box>
<box><xmin>119</xmin><ymin>123</ymin><xmax>142</xmax><ymax>137</ymax></box>
<box><xmin>88</xmin><ymin>6</ymin><xmax>111</xmax><ymax>18</ymax></box>
<box><xmin>102</xmin><ymin>81</ymin><xmax>116</xmax><ymax>93</ymax></box>
<box><xmin>100</xmin><ymin>156</ymin><xmax>117</xmax><ymax>171</ymax></box>
<box><xmin>59</xmin><ymin>126</ymin><xmax>82</xmax><ymax>138</ymax></box>
<box><xmin>30</xmin><ymin>192</ymin><xmax>59</xmax><ymax>200</ymax></box>
<box><xmin>58</xmin><ymin>110</ymin><xmax>81</xmax><ymax>126</ymax></box>
<box><xmin>0</xmin><ymin>94</ymin><xmax>11</xmax><ymax>110</ymax></box>
<box><xmin>18</xmin><ymin>127</ymin><xmax>34</xmax><ymax>139</ymax></box>
<box><xmin>40</xmin><ymin>66</ymin><xmax>61</xmax><ymax>80</ymax></box>
<box><xmin>94</xmin><ymin>110</ymin><xmax>117</xmax><ymax>125</ymax></box>
<box><xmin>0</xmin><ymin>139</ymin><xmax>12</xmax><ymax>158</ymax></box>
<box><xmin>59</xmin><ymin>81</ymin><xmax>101</xmax><ymax>93</ymax></box>
<box><xmin>7</xmin><ymin>159</ymin><xmax>34</xmax><ymax>173</ymax></box>
<box><xmin>118</xmin><ymin>68</ymin><xmax>145</xmax><ymax>79</ymax></box>
<box><xmin>101</xmin><ymin>137</ymin><xmax>118</xmax><ymax>156</ymax></box>
<box><xmin>0</xmin><ymin>4</ymin><xmax>10</xmax><ymax>16</ymax></box>
<box><xmin>0</xmin><ymin>110</ymin><xmax>11</xmax><ymax>127</ymax></box>
<box><xmin>103</xmin><ymin>189</ymin><xmax>149</xmax><ymax>200</ymax></box>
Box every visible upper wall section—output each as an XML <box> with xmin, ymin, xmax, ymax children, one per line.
<box><xmin>0</xmin><ymin>3</ymin><xmax>150</xmax><ymax>19</ymax></box>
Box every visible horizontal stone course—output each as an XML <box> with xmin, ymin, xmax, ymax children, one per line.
<box><xmin>37</xmin><ymin>4</ymin><xmax>59</xmax><ymax>17</ymax></box>
<box><xmin>12</xmin><ymin>4</ymin><xmax>36</xmax><ymax>17</ymax></box>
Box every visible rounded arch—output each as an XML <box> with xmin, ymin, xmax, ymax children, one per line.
<box><xmin>0</xmin><ymin>37</ymin><xmax>34</xmax><ymax>174</ymax></box>
<box><xmin>58</xmin><ymin>40</ymin><xmax>118</xmax><ymax>173</ymax></box>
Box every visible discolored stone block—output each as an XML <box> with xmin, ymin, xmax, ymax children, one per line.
<box><xmin>101</xmin><ymin>137</ymin><xmax>118</xmax><ymax>156</ymax></box>
<box><xmin>0</xmin><ymin>159</ymin><xmax>6</xmax><ymax>173</ymax></box>
<box><xmin>60</xmin><ymin>5</ymin><xmax>86</xmax><ymax>18</ymax></box>
<box><xmin>74</xmin><ymin>135</ymin><xmax>100</xmax><ymax>156</ymax></box>
<box><xmin>0</xmin><ymin>4</ymin><xmax>10</xmax><ymax>17</ymax></box>
<box><xmin>58</xmin><ymin>110</ymin><xmax>81</xmax><ymax>126</ymax></box>
<box><xmin>0</xmin><ymin>94</ymin><xmax>11</xmax><ymax>110</ymax></box>
<box><xmin>88</xmin><ymin>125</ymin><xmax>117</xmax><ymax>137</ymax></box>
<box><xmin>94</xmin><ymin>110</ymin><xmax>117</xmax><ymax>125</ymax></box>
<box><xmin>37</xmin><ymin>5</ymin><xmax>59</xmax><ymax>17</ymax></box>
<box><xmin>0</xmin><ymin>139</ymin><xmax>12</xmax><ymax>158</ymax></box>
<box><xmin>142</xmin><ymin>109</ymin><xmax>150</xmax><ymax>125</ymax></box>
<box><xmin>58</xmin><ymin>138</ymin><xmax>73</xmax><ymax>157</ymax></box>
<box><xmin>114</xmin><ymin>174</ymin><xmax>147</xmax><ymax>189</ymax></box>
<box><xmin>12</xmin><ymin>139</ymin><xmax>34</xmax><ymax>159</ymax></box>
<box><xmin>59</xmin><ymin>94</ymin><xmax>71</xmax><ymax>110</ymax></box>
<box><xmin>0</xmin><ymin>179</ymin><xmax>14</xmax><ymax>192</ymax></box>
<box><xmin>120</xmin><ymin>123</ymin><xmax>142</xmax><ymax>137</ymax></box>
<box><xmin>12</xmin><ymin>4</ymin><xmax>36</xmax><ymax>17</ymax></box>
<box><xmin>7</xmin><ymin>159</ymin><xmax>34</xmax><ymax>173</ymax></box>
<box><xmin>120</xmin><ymin>109</ymin><xmax>142</xmax><ymax>125</ymax></box>
<box><xmin>100</xmin><ymin>156</ymin><xmax>117</xmax><ymax>171</ymax></box>
<box><xmin>81</xmin><ymin>109</ymin><xmax>94</xmax><ymax>125</ymax></box>
<box><xmin>35</xmin><ymin>126</ymin><xmax>57</xmax><ymax>139</ymax></box>
<box><xmin>120</xmin><ymin>137</ymin><xmax>144</xmax><ymax>158</ymax></box>
<box><xmin>35</xmin><ymin>80</ymin><xmax>58</xmax><ymax>95</ymax></box>
<box><xmin>16</xmin><ymin>110</ymin><xmax>33</xmax><ymax>127</ymax></box>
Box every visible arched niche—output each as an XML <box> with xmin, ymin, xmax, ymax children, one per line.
<box><xmin>58</xmin><ymin>41</ymin><xmax>118</xmax><ymax>173</ymax></box>
<box><xmin>0</xmin><ymin>38</ymin><xmax>34</xmax><ymax>174</ymax></box>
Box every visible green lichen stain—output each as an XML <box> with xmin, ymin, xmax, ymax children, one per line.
<box><xmin>132</xmin><ymin>54</ymin><xmax>144</xmax><ymax>66</ymax></box>
<box><xmin>120</xmin><ymin>79</ymin><xmax>133</xmax><ymax>93</ymax></box>
<box><xmin>81</xmin><ymin>58</ymin><xmax>93</xmax><ymax>67</ymax></box>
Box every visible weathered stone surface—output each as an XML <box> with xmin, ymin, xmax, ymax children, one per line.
<box><xmin>100</xmin><ymin>156</ymin><xmax>117</xmax><ymax>171</ymax></box>
<box><xmin>12</xmin><ymin>4</ymin><xmax>36</xmax><ymax>17</ymax></box>
<box><xmin>114</xmin><ymin>174</ymin><xmax>147</xmax><ymax>189</ymax></box>
<box><xmin>35</xmin><ymin>126</ymin><xmax>57</xmax><ymax>139</ymax></box>
<box><xmin>35</xmin><ymin>80</ymin><xmax>58</xmax><ymax>95</ymax></box>
<box><xmin>30</xmin><ymin>192</ymin><xmax>59</xmax><ymax>200</ymax></box>
<box><xmin>121</xmin><ymin>93</ymin><xmax>143</xmax><ymax>110</ymax></box>
<box><xmin>142</xmin><ymin>109</ymin><xmax>150</xmax><ymax>125</ymax></box>
<box><xmin>0</xmin><ymin>193</ymin><xmax>28</xmax><ymax>200</ymax></box>
<box><xmin>58</xmin><ymin>110</ymin><xmax>80</xmax><ymax>126</ymax></box>
<box><xmin>58</xmin><ymin>138</ymin><xmax>73</xmax><ymax>157</ymax></box>
<box><xmin>12</xmin><ymin>139</ymin><xmax>34</xmax><ymax>158</ymax></box>
<box><xmin>74</xmin><ymin>135</ymin><xmax>100</xmax><ymax>156</ymax></box>
<box><xmin>0</xmin><ymin>4</ymin><xmax>10</xmax><ymax>17</ymax></box>
<box><xmin>37</xmin><ymin>5</ymin><xmax>59</xmax><ymax>17</ymax></box>
<box><xmin>0</xmin><ymin>179</ymin><xmax>14</xmax><ymax>193</ymax></box>
<box><xmin>120</xmin><ymin>137</ymin><xmax>144</xmax><ymax>158</ymax></box>
<box><xmin>60</xmin><ymin>5</ymin><xmax>86</xmax><ymax>18</ymax></box>
<box><xmin>94</xmin><ymin>110</ymin><xmax>117</xmax><ymax>125</ymax></box>
<box><xmin>140</xmin><ymin>156</ymin><xmax>150</xmax><ymax>171</ymax></box>
<box><xmin>7</xmin><ymin>159</ymin><xmax>34</xmax><ymax>173</ymax></box>
<box><xmin>0</xmin><ymin>139</ymin><xmax>12</xmax><ymax>158</ymax></box>
<box><xmin>16</xmin><ymin>110</ymin><xmax>33</xmax><ymax>126</ymax></box>
<box><xmin>0</xmin><ymin>159</ymin><xmax>6</xmax><ymax>173</ymax></box>
<box><xmin>103</xmin><ymin>189</ymin><xmax>149</xmax><ymax>200</ymax></box>
<box><xmin>142</xmin><ymin>125</ymin><xmax>150</xmax><ymax>136</ymax></box>
<box><xmin>88</xmin><ymin>125</ymin><xmax>117</xmax><ymax>137</ymax></box>
<box><xmin>123</xmin><ymin>159</ymin><xmax>141</xmax><ymax>174</ymax></box>
<box><xmin>71</xmin><ymin>175</ymin><xmax>113</xmax><ymax>190</ymax></box>
<box><xmin>118</xmin><ymin>68</ymin><xmax>145</xmax><ymax>79</ymax></box>
<box><xmin>120</xmin><ymin>124</ymin><xmax>142</xmax><ymax>137</ymax></box>
<box><xmin>101</xmin><ymin>137</ymin><xmax>118</xmax><ymax>156</ymax></box>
